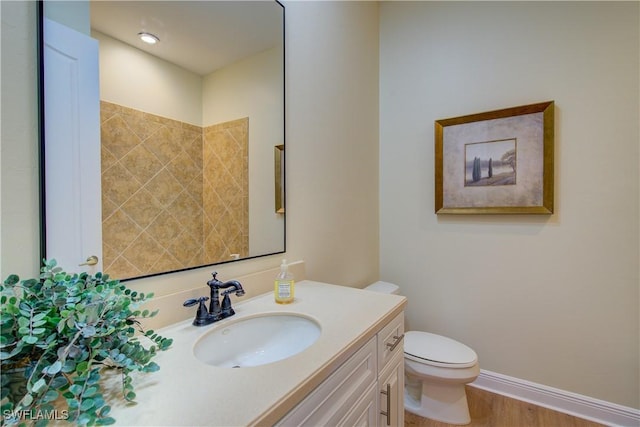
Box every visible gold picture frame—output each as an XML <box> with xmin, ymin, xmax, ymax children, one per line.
<box><xmin>275</xmin><ymin>144</ymin><xmax>285</xmax><ymax>213</ymax></box>
<box><xmin>435</xmin><ymin>101</ymin><xmax>554</xmax><ymax>214</ymax></box>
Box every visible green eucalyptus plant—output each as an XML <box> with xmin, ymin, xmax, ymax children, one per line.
<box><xmin>0</xmin><ymin>260</ymin><xmax>173</xmax><ymax>426</ymax></box>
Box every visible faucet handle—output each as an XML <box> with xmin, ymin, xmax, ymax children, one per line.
<box><xmin>183</xmin><ymin>296</ymin><xmax>211</xmax><ymax>326</ymax></box>
<box><xmin>220</xmin><ymin>294</ymin><xmax>236</xmax><ymax>318</ymax></box>
<box><xmin>207</xmin><ymin>271</ymin><xmax>222</xmax><ymax>288</ymax></box>
<box><xmin>183</xmin><ymin>296</ymin><xmax>209</xmax><ymax>307</ymax></box>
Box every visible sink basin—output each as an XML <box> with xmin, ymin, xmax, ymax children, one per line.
<box><xmin>193</xmin><ymin>314</ymin><xmax>321</xmax><ymax>368</ymax></box>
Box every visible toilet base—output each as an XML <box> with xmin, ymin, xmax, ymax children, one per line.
<box><xmin>404</xmin><ymin>375</ymin><xmax>472</xmax><ymax>425</ymax></box>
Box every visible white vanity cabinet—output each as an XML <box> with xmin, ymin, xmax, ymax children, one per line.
<box><xmin>104</xmin><ymin>281</ymin><xmax>407</xmax><ymax>426</ymax></box>
<box><xmin>377</xmin><ymin>312</ymin><xmax>405</xmax><ymax>427</ymax></box>
<box><xmin>277</xmin><ymin>311</ymin><xmax>405</xmax><ymax>427</ymax></box>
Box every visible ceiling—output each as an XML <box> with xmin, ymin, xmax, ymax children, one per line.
<box><xmin>90</xmin><ymin>1</ymin><xmax>283</xmax><ymax>76</ymax></box>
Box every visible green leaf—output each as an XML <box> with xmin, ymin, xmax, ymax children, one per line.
<box><xmin>83</xmin><ymin>386</ymin><xmax>98</xmax><ymax>397</ymax></box>
<box><xmin>80</xmin><ymin>398</ymin><xmax>95</xmax><ymax>411</ymax></box>
<box><xmin>98</xmin><ymin>405</ymin><xmax>111</xmax><ymax>417</ymax></box>
<box><xmin>61</xmin><ymin>360</ymin><xmax>76</xmax><ymax>374</ymax></box>
<box><xmin>50</xmin><ymin>375</ymin><xmax>68</xmax><ymax>388</ymax></box>
<box><xmin>4</xmin><ymin>274</ymin><xmax>20</xmax><ymax>285</ymax></box>
<box><xmin>32</xmin><ymin>312</ymin><xmax>48</xmax><ymax>322</ymax></box>
<box><xmin>42</xmin><ymin>389</ymin><xmax>59</xmax><ymax>403</ymax></box>
<box><xmin>32</xmin><ymin>378</ymin><xmax>47</xmax><ymax>394</ymax></box>
<box><xmin>76</xmin><ymin>361</ymin><xmax>89</xmax><ymax>374</ymax></box>
<box><xmin>87</xmin><ymin>370</ymin><xmax>101</xmax><ymax>384</ymax></box>
<box><xmin>81</xmin><ymin>325</ymin><xmax>96</xmax><ymax>338</ymax></box>
<box><xmin>0</xmin><ymin>334</ymin><xmax>13</xmax><ymax>347</ymax></box>
<box><xmin>44</xmin><ymin>360</ymin><xmax>62</xmax><ymax>375</ymax></box>
<box><xmin>77</xmin><ymin>412</ymin><xmax>92</xmax><ymax>425</ymax></box>
<box><xmin>0</xmin><ymin>312</ymin><xmax>14</xmax><ymax>323</ymax></box>
<box><xmin>143</xmin><ymin>362</ymin><xmax>160</xmax><ymax>373</ymax></box>
<box><xmin>21</xmin><ymin>335</ymin><xmax>38</xmax><ymax>344</ymax></box>
<box><xmin>35</xmin><ymin>418</ymin><xmax>51</xmax><ymax>427</ymax></box>
<box><xmin>21</xmin><ymin>393</ymin><xmax>34</xmax><ymax>406</ymax></box>
<box><xmin>69</xmin><ymin>384</ymin><xmax>83</xmax><ymax>396</ymax></box>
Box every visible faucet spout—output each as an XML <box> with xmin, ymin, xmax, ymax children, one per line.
<box><xmin>221</xmin><ymin>280</ymin><xmax>245</xmax><ymax>297</ymax></box>
<box><xmin>204</xmin><ymin>272</ymin><xmax>245</xmax><ymax>321</ymax></box>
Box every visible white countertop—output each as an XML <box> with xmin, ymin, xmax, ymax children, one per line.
<box><xmin>105</xmin><ymin>280</ymin><xmax>406</xmax><ymax>426</ymax></box>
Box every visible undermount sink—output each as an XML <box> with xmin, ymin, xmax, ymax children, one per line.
<box><xmin>193</xmin><ymin>313</ymin><xmax>321</xmax><ymax>368</ymax></box>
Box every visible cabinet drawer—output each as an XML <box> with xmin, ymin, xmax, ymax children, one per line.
<box><xmin>377</xmin><ymin>312</ymin><xmax>404</xmax><ymax>372</ymax></box>
<box><xmin>276</xmin><ymin>337</ymin><xmax>377</xmax><ymax>426</ymax></box>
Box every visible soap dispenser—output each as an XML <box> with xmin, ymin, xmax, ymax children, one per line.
<box><xmin>274</xmin><ymin>259</ymin><xmax>294</xmax><ymax>304</ymax></box>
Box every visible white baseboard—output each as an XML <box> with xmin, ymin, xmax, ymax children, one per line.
<box><xmin>470</xmin><ymin>369</ymin><xmax>640</xmax><ymax>427</ymax></box>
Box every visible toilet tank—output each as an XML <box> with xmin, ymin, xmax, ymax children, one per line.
<box><xmin>365</xmin><ymin>281</ymin><xmax>400</xmax><ymax>295</ymax></box>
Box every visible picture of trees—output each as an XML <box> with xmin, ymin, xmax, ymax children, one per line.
<box><xmin>464</xmin><ymin>138</ymin><xmax>516</xmax><ymax>187</ymax></box>
<box><xmin>435</xmin><ymin>101</ymin><xmax>553</xmax><ymax>214</ymax></box>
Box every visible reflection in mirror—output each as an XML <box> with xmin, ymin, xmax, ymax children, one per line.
<box><xmin>42</xmin><ymin>1</ymin><xmax>285</xmax><ymax>280</ymax></box>
<box><xmin>275</xmin><ymin>145</ymin><xmax>285</xmax><ymax>214</ymax></box>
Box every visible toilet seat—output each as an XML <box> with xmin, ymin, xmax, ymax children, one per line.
<box><xmin>404</xmin><ymin>331</ymin><xmax>477</xmax><ymax>368</ymax></box>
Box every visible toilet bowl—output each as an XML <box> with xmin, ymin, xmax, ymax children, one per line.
<box><xmin>365</xmin><ymin>281</ymin><xmax>479</xmax><ymax>425</ymax></box>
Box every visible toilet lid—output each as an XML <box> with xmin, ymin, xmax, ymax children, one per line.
<box><xmin>365</xmin><ymin>281</ymin><xmax>400</xmax><ymax>294</ymax></box>
<box><xmin>404</xmin><ymin>331</ymin><xmax>477</xmax><ymax>368</ymax></box>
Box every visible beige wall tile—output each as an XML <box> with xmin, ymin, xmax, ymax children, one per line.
<box><xmin>100</xmin><ymin>104</ymin><xmax>248</xmax><ymax>278</ymax></box>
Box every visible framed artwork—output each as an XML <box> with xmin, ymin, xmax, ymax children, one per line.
<box><xmin>275</xmin><ymin>144</ymin><xmax>285</xmax><ymax>213</ymax></box>
<box><xmin>435</xmin><ymin>101</ymin><xmax>554</xmax><ymax>214</ymax></box>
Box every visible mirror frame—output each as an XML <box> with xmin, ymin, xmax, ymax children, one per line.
<box><xmin>38</xmin><ymin>0</ymin><xmax>286</xmax><ymax>280</ymax></box>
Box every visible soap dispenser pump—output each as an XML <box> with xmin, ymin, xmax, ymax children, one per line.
<box><xmin>274</xmin><ymin>259</ymin><xmax>294</xmax><ymax>304</ymax></box>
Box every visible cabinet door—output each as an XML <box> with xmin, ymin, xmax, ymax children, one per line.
<box><xmin>378</xmin><ymin>350</ymin><xmax>404</xmax><ymax>427</ymax></box>
<box><xmin>337</xmin><ymin>383</ymin><xmax>377</xmax><ymax>427</ymax></box>
<box><xmin>275</xmin><ymin>338</ymin><xmax>376</xmax><ymax>426</ymax></box>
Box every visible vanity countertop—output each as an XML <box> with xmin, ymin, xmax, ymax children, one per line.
<box><xmin>106</xmin><ymin>280</ymin><xmax>406</xmax><ymax>426</ymax></box>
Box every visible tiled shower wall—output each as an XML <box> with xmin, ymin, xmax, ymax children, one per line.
<box><xmin>100</xmin><ymin>101</ymin><xmax>248</xmax><ymax>279</ymax></box>
<box><xmin>203</xmin><ymin>118</ymin><xmax>249</xmax><ymax>263</ymax></box>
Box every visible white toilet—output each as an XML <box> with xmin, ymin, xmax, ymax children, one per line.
<box><xmin>365</xmin><ymin>281</ymin><xmax>480</xmax><ymax>425</ymax></box>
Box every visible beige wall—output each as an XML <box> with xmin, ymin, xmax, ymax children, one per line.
<box><xmin>94</xmin><ymin>31</ymin><xmax>203</xmax><ymax>126</ymax></box>
<box><xmin>285</xmin><ymin>1</ymin><xmax>380</xmax><ymax>287</ymax></box>
<box><xmin>379</xmin><ymin>1</ymin><xmax>639</xmax><ymax>409</ymax></box>
<box><xmin>202</xmin><ymin>47</ymin><xmax>285</xmax><ymax>257</ymax></box>
<box><xmin>0</xmin><ymin>1</ymin><xmax>40</xmax><ymax>279</ymax></box>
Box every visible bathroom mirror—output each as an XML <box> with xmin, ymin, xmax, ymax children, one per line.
<box><xmin>40</xmin><ymin>1</ymin><xmax>285</xmax><ymax>280</ymax></box>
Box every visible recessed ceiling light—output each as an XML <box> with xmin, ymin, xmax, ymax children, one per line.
<box><xmin>138</xmin><ymin>32</ymin><xmax>159</xmax><ymax>45</ymax></box>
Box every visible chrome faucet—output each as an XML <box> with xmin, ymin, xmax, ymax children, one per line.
<box><xmin>183</xmin><ymin>272</ymin><xmax>245</xmax><ymax>326</ymax></box>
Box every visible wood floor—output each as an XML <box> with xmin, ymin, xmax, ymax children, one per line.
<box><xmin>404</xmin><ymin>386</ymin><xmax>605</xmax><ymax>427</ymax></box>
